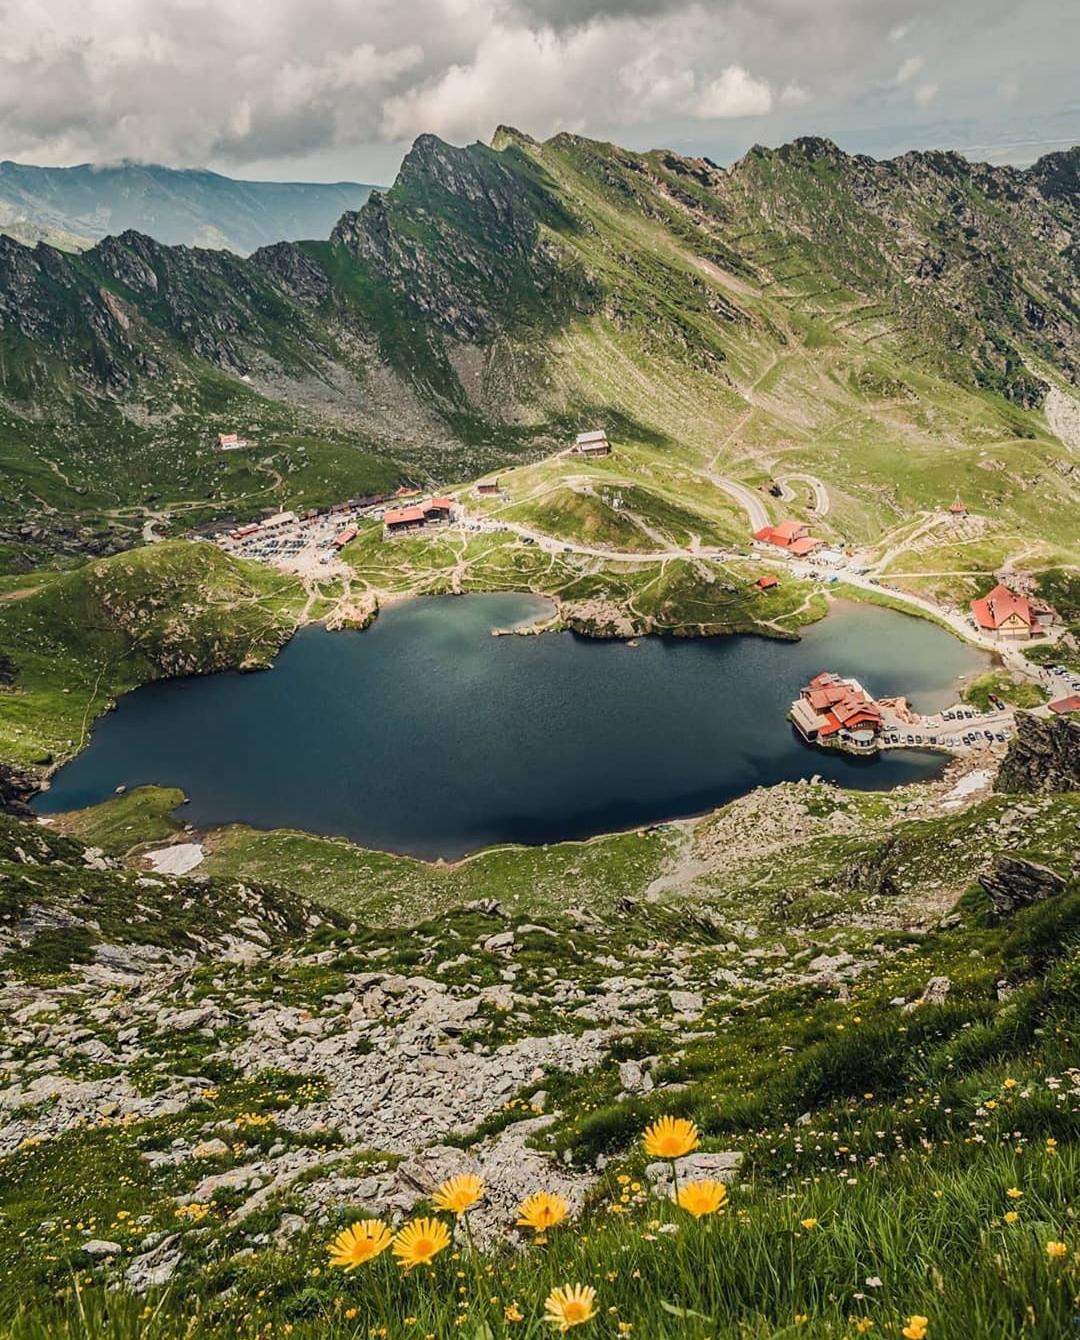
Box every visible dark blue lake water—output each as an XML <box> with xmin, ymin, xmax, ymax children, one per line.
<box><xmin>35</xmin><ymin>595</ymin><xmax>987</xmax><ymax>859</ymax></box>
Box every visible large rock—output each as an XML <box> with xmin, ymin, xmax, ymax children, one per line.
<box><xmin>645</xmin><ymin>1150</ymin><xmax>743</xmax><ymax>1197</ymax></box>
<box><xmin>995</xmin><ymin>713</ymin><xmax>1080</xmax><ymax>795</ymax></box>
<box><xmin>979</xmin><ymin>855</ymin><xmax>1067</xmax><ymax>915</ymax></box>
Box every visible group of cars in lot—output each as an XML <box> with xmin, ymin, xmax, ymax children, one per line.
<box><xmin>881</xmin><ymin>706</ymin><xmax>1011</xmax><ymax>751</ymax></box>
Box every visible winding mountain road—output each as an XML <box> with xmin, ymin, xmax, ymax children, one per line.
<box><xmin>776</xmin><ymin>473</ymin><xmax>831</xmax><ymax>515</ymax></box>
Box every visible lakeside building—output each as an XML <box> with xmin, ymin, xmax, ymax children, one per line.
<box><xmin>970</xmin><ymin>583</ymin><xmax>1043</xmax><ymax>641</ymax></box>
<box><xmin>753</xmin><ymin>519</ymin><xmax>823</xmax><ymax>557</ymax></box>
<box><xmin>790</xmin><ymin>671</ymin><xmax>884</xmax><ymax>755</ymax></box>
<box><xmin>384</xmin><ymin>497</ymin><xmax>456</xmax><ymax>536</ymax></box>
<box><xmin>571</xmin><ymin>429</ymin><xmax>612</xmax><ymax>457</ymax></box>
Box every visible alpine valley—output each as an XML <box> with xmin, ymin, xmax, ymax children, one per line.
<box><xmin>0</xmin><ymin>126</ymin><xmax>1078</xmax><ymax>1340</ymax></box>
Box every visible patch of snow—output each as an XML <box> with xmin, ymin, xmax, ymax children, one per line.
<box><xmin>938</xmin><ymin>769</ymin><xmax>992</xmax><ymax>811</ymax></box>
<box><xmin>144</xmin><ymin>843</ymin><xmax>205</xmax><ymax>875</ymax></box>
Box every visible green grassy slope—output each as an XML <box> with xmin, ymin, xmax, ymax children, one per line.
<box><xmin>0</xmin><ymin>761</ymin><xmax>1076</xmax><ymax>1339</ymax></box>
<box><xmin>0</xmin><ymin>540</ymin><xmax>303</xmax><ymax>766</ymax></box>
<box><xmin>1</xmin><ymin>132</ymin><xmax>1075</xmax><ymax>593</ymax></box>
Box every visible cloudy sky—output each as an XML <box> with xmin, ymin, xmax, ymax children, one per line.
<box><xmin>2</xmin><ymin>0</ymin><xmax>1077</xmax><ymax>183</ymax></box>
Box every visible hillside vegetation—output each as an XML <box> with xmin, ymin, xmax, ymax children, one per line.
<box><xmin>0</xmin><ymin>133</ymin><xmax>1076</xmax><ymax>587</ymax></box>
<box><xmin>0</xmin><ymin>541</ymin><xmax>304</xmax><ymax>767</ymax></box>
<box><xmin>0</xmin><ymin>717</ymin><xmax>1077</xmax><ymax>1338</ymax></box>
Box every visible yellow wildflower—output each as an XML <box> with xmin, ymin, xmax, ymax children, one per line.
<box><xmin>675</xmin><ymin>1180</ymin><xmax>727</xmax><ymax>1218</ymax></box>
<box><xmin>433</xmin><ymin>1174</ymin><xmax>484</xmax><ymax>1217</ymax></box>
<box><xmin>1006</xmin><ymin>1187</ymin><xmax>1023</xmax><ymax>1199</ymax></box>
<box><xmin>853</xmin><ymin>1320</ymin><xmax>874</xmax><ymax>1333</ymax></box>
<box><xmin>392</xmin><ymin>1217</ymin><xmax>451</xmax><ymax>1270</ymax></box>
<box><xmin>1046</xmin><ymin>1241</ymin><xmax>1068</xmax><ymax>1260</ymax></box>
<box><xmin>517</xmin><ymin>1191</ymin><xmax>570</xmax><ymax>1235</ymax></box>
<box><xmin>800</xmin><ymin>1217</ymin><xmax>819</xmax><ymax>1230</ymax></box>
<box><xmin>901</xmin><ymin>1317</ymin><xmax>929</xmax><ymax>1340</ymax></box>
<box><xmin>642</xmin><ymin>1116</ymin><xmax>699</xmax><ymax>1160</ymax></box>
<box><xmin>544</xmin><ymin>1284</ymin><xmax>597</xmax><ymax>1332</ymax></box>
<box><xmin>504</xmin><ymin>1304</ymin><xmax>524</xmax><ymax>1323</ymax></box>
<box><xmin>327</xmin><ymin>1220</ymin><xmax>393</xmax><ymax>1270</ymax></box>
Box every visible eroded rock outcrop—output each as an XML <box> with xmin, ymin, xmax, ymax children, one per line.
<box><xmin>979</xmin><ymin>854</ymin><xmax>1067</xmax><ymax>915</ymax></box>
<box><xmin>995</xmin><ymin>712</ymin><xmax>1080</xmax><ymax>795</ymax></box>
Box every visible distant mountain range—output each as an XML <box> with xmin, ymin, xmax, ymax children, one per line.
<box><xmin>0</xmin><ymin>129</ymin><xmax>1076</xmax><ymax>570</ymax></box>
<box><xmin>0</xmin><ymin>161</ymin><xmax>377</xmax><ymax>255</ymax></box>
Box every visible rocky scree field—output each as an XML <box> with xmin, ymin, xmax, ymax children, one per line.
<box><xmin>0</xmin><ymin>716</ymin><xmax>1076</xmax><ymax>1338</ymax></box>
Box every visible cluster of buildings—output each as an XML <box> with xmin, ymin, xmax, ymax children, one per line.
<box><xmin>790</xmin><ymin>672</ymin><xmax>885</xmax><ymax>754</ymax></box>
<box><xmin>753</xmin><ymin>519</ymin><xmax>823</xmax><ymax>558</ymax></box>
<box><xmin>383</xmin><ymin>497</ymin><xmax>456</xmax><ymax>535</ymax></box>
<box><xmin>969</xmin><ymin>582</ymin><xmax>1057</xmax><ymax>642</ymax></box>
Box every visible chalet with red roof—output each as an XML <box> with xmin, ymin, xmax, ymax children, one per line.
<box><xmin>384</xmin><ymin>496</ymin><xmax>457</xmax><ymax>536</ymax></box>
<box><xmin>753</xmin><ymin>518</ymin><xmax>823</xmax><ymax>556</ymax></box>
<box><xmin>755</xmin><ymin>574</ymin><xmax>780</xmax><ymax>590</ymax></box>
<box><xmin>970</xmin><ymin>583</ymin><xmax>1037</xmax><ymax>641</ymax></box>
<box><xmin>790</xmin><ymin>671</ymin><xmax>884</xmax><ymax>754</ymax></box>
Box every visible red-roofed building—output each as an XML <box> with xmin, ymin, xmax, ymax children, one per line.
<box><xmin>970</xmin><ymin>583</ymin><xmax>1034</xmax><ymax>641</ymax></box>
<box><xmin>1048</xmin><ymin>695</ymin><xmax>1080</xmax><ymax>715</ymax></box>
<box><xmin>948</xmin><ymin>496</ymin><xmax>968</xmax><ymax>516</ymax></box>
<box><xmin>753</xmin><ymin>519</ymin><xmax>823</xmax><ymax>555</ymax></box>
<box><xmin>332</xmin><ymin>525</ymin><xmax>358</xmax><ymax>550</ymax></box>
<box><xmin>384</xmin><ymin>505</ymin><xmax>426</xmax><ymax>533</ymax></box>
<box><xmin>790</xmin><ymin>671</ymin><xmax>883</xmax><ymax>754</ymax></box>
<box><xmin>755</xmin><ymin>574</ymin><xmax>780</xmax><ymax>590</ymax></box>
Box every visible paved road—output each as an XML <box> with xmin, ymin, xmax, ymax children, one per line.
<box><xmin>778</xmin><ymin>472</ymin><xmax>831</xmax><ymax>516</ymax></box>
<box><xmin>707</xmin><ymin>475</ymin><xmax>770</xmax><ymax>532</ymax></box>
<box><xmin>472</xmin><ymin>517</ymin><xmax>735</xmax><ymax>564</ymax></box>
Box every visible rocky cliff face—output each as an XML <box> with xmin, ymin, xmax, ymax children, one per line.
<box><xmin>995</xmin><ymin>712</ymin><xmax>1080</xmax><ymax>794</ymax></box>
<box><xmin>331</xmin><ymin>133</ymin><xmax>590</xmax><ymax>341</ymax></box>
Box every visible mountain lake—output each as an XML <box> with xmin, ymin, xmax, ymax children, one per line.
<box><xmin>35</xmin><ymin>594</ymin><xmax>990</xmax><ymax>859</ymax></box>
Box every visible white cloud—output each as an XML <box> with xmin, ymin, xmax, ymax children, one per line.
<box><xmin>694</xmin><ymin>65</ymin><xmax>773</xmax><ymax>119</ymax></box>
<box><xmin>0</xmin><ymin>0</ymin><xmax>1069</xmax><ymax>175</ymax></box>
<box><xmin>895</xmin><ymin>56</ymin><xmax>925</xmax><ymax>84</ymax></box>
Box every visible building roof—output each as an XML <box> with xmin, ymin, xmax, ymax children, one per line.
<box><xmin>971</xmin><ymin>583</ymin><xmax>1032</xmax><ymax>631</ymax></box>
<box><xmin>756</xmin><ymin>574</ymin><xmax>780</xmax><ymax>589</ymax></box>
<box><xmin>426</xmin><ymin>497</ymin><xmax>454</xmax><ymax>510</ymax></box>
<box><xmin>771</xmin><ymin>519</ymin><xmax>809</xmax><ymax>542</ymax></box>
<box><xmin>333</xmin><ymin>526</ymin><xmax>358</xmax><ymax>547</ymax></box>
<box><xmin>788</xmin><ymin>535</ymin><xmax>823</xmax><ymax>556</ymax></box>
<box><xmin>800</xmin><ymin>671</ymin><xmax>882</xmax><ymax>737</ymax></box>
<box><xmin>575</xmin><ymin>429</ymin><xmax>608</xmax><ymax>445</ymax></box>
<box><xmin>1048</xmin><ymin>695</ymin><xmax>1080</xmax><ymax>715</ymax></box>
<box><xmin>385</xmin><ymin>506</ymin><xmax>425</xmax><ymax>525</ymax></box>
<box><xmin>949</xmin><ymin>498</ymin><xmax>967</xmax><ymax>513</ymax></box>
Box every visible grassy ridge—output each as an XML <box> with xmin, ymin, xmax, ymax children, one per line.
<box><xmin>0</xmin><ymin>541</ymin><xmax>304</xmax><ymax>767</ymax></box>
